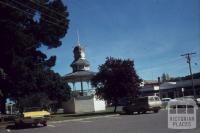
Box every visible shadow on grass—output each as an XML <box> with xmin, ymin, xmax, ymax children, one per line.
<box><xmin>63</xmin><ymin>111</ymin><xmax>118</xmax><ymax>118</ymax></box>
<box><xmin>119</xmin><ymin>111</ymin><xmax>157</xmax><ymax>116</ymax></box>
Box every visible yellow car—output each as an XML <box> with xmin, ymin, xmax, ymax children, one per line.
<box><xmin>15</xmin><ymin>107</ymin><xmax>50</xmax><ymax>127</ymax></box>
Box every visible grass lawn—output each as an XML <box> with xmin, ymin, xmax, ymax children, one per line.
<box><xmin>49</xmin><ymin>106</ymin><xmax>122</xmax><ymax>122</ymax></box>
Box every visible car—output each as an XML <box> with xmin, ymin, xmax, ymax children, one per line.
<box><xmin>183</xmin><ymin>95</ymin><xmax>196</xmax><ymax>100</ymax></box>
<box><xmin>118</xmin><ymin>97</ymin><xmax>134</xmax><ymax>106</ymax></box>
<box><xmin>195</xmin><ymin>96</ymin><xmax>200</xmax><ymax>106</ymax></box>
<box><xmin>180</xmin><ymin>95</ymin><xmax>199</xmax><ymax>106</ymax></box>
<box><xmin>122</xmin><ymin>96</ymin><xmax>162</xmax><ymax>114</ymax></box>
<box><xmin>161</xmin><ymin>98</ymin><xmax>171</xmax><ymax>108</ymax></box>
<box><xmin>15</xmin><ymin>107</ymin><xmax>50</xmax><ymax>127</ymax></box>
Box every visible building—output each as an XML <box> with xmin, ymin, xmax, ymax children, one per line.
<box><xmin>140</xmin><ymin>79</ymin><xmax>200</xmax><ymax>99</ymax></box>
<box><xmin>139</xmin><ymin>80</ymin><xmax>159</xmax><ymax>96</ymax></box>
<box><xmin>160</xmin><ymin>78</ymin><xmax>200</xmax><ymax>98</ymax></box>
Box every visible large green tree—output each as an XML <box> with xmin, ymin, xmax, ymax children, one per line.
<box><xmin>92</xmin><ymin>57</ymin><xmax>141</xmax><ymax>113</ymax></box>
<box><xmin>0</xmin><ymin>0</ymin><xmax>70</xmax><ymax>114</ymax></box>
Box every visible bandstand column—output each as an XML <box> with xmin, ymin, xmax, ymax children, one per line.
<box><xmin>72</xmin><ymin>82</ymin><xmax>75</xmax><ymax>91</ymax></box>
<box><xmin>81</xmin><ymin>80</ymin><xmax>83</xmax><ymax>96</ymax></box>
<box><xmin>87</xmin><ymin>81</ymin><xmax>89</xmax><ymax>90</ymax></box>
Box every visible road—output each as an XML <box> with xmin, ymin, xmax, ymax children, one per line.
<box><xmin>0</xmin><ymin>110</ymin><xmax>200</xmax><ymax>133</ymax></box>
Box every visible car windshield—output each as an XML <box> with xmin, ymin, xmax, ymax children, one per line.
<box><xmin>154</xmin><ymin>97</ymin><xmax>160</xmax><ymax>101</ymax></box>
<box><xmin>162</xmin><ymin>98</ymin><xmax>171</xmax><ymax>101</ymax></box>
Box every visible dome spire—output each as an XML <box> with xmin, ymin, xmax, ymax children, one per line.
<box><xmin>77</xmin><ymin>30</ymin><xmax>80</xmax><ymax>46</ymax></box>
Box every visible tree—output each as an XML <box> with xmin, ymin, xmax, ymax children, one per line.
<box><xmin>0</xmin><ymin>68</ymin><xmax>6</xmax><ymax>80</ymax></box>
<box><xmin>168</xmin><ymin>72</ymin><xmax>200</xmax><ymax>82</ymax></box>
<box><xmin>161</xmin><ymin>73</ymin><xmax>170</xmax><ymax>82</ymax></box>
<box><xmin>92</xmin><ymin>57</ymin><xmax>141</xmax><ymax>113</ymax></box>
<box><xmin>0</xmin><ymin>0</ymin><xmax>70</xmax><ymax>113</ymax></box>
<box><xmin>0</xmin><ymin>68</ymin><xmax>7</xmax><ymax>113</ymax></box>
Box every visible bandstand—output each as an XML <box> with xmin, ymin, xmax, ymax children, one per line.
<box><xmin>63</xmin><ymin>41</ymin><xmax>105</xmax><ymax>113</ymax></box>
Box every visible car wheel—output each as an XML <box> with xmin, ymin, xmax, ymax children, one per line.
<box><xmin>42</xmin><ymin>121</ymin><xmax>47</xmax><ymax>126</ymax></box>
<box><xmin>126</xmin><ymin>111</ymin><xmax>131</xmax><ymax>115</ymax></box>
<box><xmin>142</xmin><ymin>110</ymin><xmax>146</xmax><ymax>114</ymax></box>
<box><xmin>15</xmin><ymin>122</ymin><xmax>20</xmax><ymax>127</ymax></box>
<box><xmin>154</xmin><ymin>110</ymin><xmax>158</xmax><ymax>113</ymax></box>
<box><xmin>33</xmin><ymin>123</ymin><xmax>38</xmax><ymax>127</ymax></box>
<box><xmin>43</xmin><ymin>122</ymin><xmax>47</xmax><ymax>126</ymax></box>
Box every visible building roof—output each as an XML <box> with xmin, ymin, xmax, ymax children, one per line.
<box><xmin>160</xmin><ymin>79</ymin><xmax>200</xmax><ymax>90</ymax></box>
<box><xmin>143</xmin><ymin>80</ymin><xmax>158</xmax><ymax>84</ymax></box>
<box><xmin>63</xmin><ymin>70</ymin><xmax>96</xmax><ymax>82</ymax></box>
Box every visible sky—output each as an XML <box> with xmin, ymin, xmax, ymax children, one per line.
<box><xmin>40</xmin><ymin>0</ymin><xmax>200</xmax><ymax>80</ymax></box>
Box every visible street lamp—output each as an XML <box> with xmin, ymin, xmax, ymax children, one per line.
<box><xmin>9</xmin><ymin>103</ymin><xmax>13</xmax><ymax>115</ymax></box>
<box><xmin>182</xmin><ymin>88</ymin><xmax>184</xmax><ymax>97</ymax></box>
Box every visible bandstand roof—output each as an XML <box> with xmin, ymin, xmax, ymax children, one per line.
<box><xmin>63</xmin><ymin>70</ymin><xmax>96</xmax><ymax>82</ymax></box>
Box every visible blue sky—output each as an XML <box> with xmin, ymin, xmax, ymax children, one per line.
<box><xmin>40</xmin><ymin>0</ymin><xmax>200</xmax><ymax>80</ymax></box>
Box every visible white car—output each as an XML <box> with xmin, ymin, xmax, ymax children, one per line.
<box><xmin>196</xmin><ymin>97</ymin><xmax>200</xmax><ymax>106</ymax></box>
<box><xmin>161</xmin><ymin>98</ymin><xmax>171</xmax><ymax>108</ymax></box>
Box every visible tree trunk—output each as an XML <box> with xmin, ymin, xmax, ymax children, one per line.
<box><xmin>0</xmin><ymin>96</ymin><xmax>6</xmax><ymax>114</ymax></box>
<box><xmin>113</xmin><ymin>99</ymin><xmax>118</xmax><ymax>113</ymax></box>
<box><xmin>114</xmin><ymin>105</ymin><xmax>117</xmax><ymax>113</ymax></box>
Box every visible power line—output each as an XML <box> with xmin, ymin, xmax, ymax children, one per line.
<box><xmin>0</xmin><ymin>0</ymin><xmax>66</xmax><ymax>29</ymax></box>
<box><xmin>137</xmin><ymin>55</ymin><xmax>199</xmax><ymax>79</ymax></box>
<box><xmin>137</xmin><ymin>56</ymin><xmax>183</xmax><ymax>72</ymax></box>
<box><xmin>11</xmin><ymin>0</ymin><xmax>66</xmax><ymax>24</ymax></box>
<box><xmin>138</xmin><ymin>62</ymin><xmax>188</xmax><ymax>74</ymax></box>
<box><xmin>29</xmin><ymin>0</ymin><xmax>66</xmax><ymax>18</ymax></box>
<box><xmin>137</xmin><ymin>52</ymin><xmax>200</xmax><ymax>73</ymax></box>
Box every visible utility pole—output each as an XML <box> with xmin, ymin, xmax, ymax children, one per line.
<box><xmin>158</xmin><ymin>77</ymin><xmax>161</xmax><ymax>98</ymax></box>
<box><xmin>181</xmin><ymin>52</ymin><xmax>196</xmax><ymax>97</ymax></box>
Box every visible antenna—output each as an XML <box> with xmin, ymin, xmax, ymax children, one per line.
<box><xmin>77</xmin><ymin>30</ymin><xmax>80</xmax><ymax>46</ymax></box>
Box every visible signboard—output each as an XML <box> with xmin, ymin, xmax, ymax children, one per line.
<box><xmin>168</xmin><ymin>99</ymin><xmax>197</xmax><ymax>129</ymax></box>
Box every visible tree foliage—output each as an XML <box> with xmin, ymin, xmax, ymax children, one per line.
<box><xmin>92</xmin><ymin>57</ymin><xmax>141</xmax><ymax>112</ymax></box>
<box><xmin>0</xmin><ymin>0</ymin><xmax>70</xmax><ymax>113</ymax></box>
<box><xmin>161</xmin><ymin>73</ymin><xmax>170</xmax><ymax>82</ymax></box>
<box><xmin>169</xmin><ymin>72</ymin><xmax>200</xmax><ymax>82</ymax></box>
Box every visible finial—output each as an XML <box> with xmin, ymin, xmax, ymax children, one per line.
<box><xmin>77</xmin><ymin>30</ymin><xmax>80</xmax><ymax>46</ymax></box>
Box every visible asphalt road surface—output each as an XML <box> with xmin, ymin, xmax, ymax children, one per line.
<box><xmin>1</xmin><ymin>110</ymin><xmax>200</xmax><ymax>133</ymax></box>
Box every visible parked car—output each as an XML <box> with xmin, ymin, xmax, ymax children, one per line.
<box><xmin>195</xmin><ymin>96</ymin><xmax>200</xmax><ymax>106</ymax></box>
<box><xmin>118</xmin><ymin>97</ymin><xmax>134</xmax><ymax>106</ymax></box>
<box><xmin>161</xmin><ymin>98</ymin><xmax>171</xmax><ymax>108</ymax></box>
<box><xmin>15</xmin><ymin>107</ymin><xmax>50</xmax><ymax>127</ymax></box>
<box><xmin>181</xmin><ymin>96</ymin><xmax>199</xmax><ymax>106</ymax></box>
<box><xmin>123</xmin><ymin>96</ymin><xmax>162</xmax><ymax>114</ymax></box>
<box><xmin>183</xmin><ymin>95</ymin><xmax>196</xmax><ymax>100</ymax></box>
